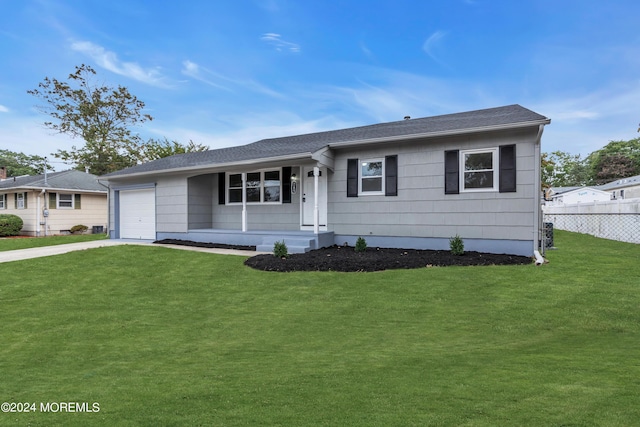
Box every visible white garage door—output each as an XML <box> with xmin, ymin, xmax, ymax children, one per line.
<box><xmin>119</xmin><ymin>188</ymin><xmax>156</xmax><ymax>239</ymax></box>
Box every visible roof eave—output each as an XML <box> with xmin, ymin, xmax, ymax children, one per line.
<box><xmin>103</xmin><ymin>152</ymin><xmax>315</xmax><ymax>181</ymax></box>
<box><xmin>328</xmin><ymin>119</ymin><xmax>551</xmax><ymax>149</ymax></box>
<box><xmin>0</xmin><ymin>186</ymin><xmax>107</xmax><ymax>193</ymax></box>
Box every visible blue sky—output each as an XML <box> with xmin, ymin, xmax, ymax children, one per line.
<box><xmin>1</xmin><ymin>0</ymin><xmax>639</xmax><ymax>167</ymax></box>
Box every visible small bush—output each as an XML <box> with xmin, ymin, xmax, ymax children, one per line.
<box><xmin>355</xmin><ymin>236</ymin><xmax>367</xmax><ymax>253</ymax></box>
<box><xmin>449</xmin><ymin>234</ymin><xmax>464</xmax><ymax>256</ymax></box>
<box><xmin>0</xmin><ymin>214</ymin><xmax>24</xmax><ymax>237</ymax></box>
<box><xmin>70</xmin><ymin>224</ymin><xmax>89</xmax><ymax>234</ymax></box>
<box><xmin>273</xmin><ymin>240</ymin><xmax>288</xmax><ymax>258</ymax></box>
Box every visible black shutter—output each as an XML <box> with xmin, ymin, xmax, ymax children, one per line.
<box><xmin>444</xmin><ymin>150</ymin><xmax>459</xmax><ymax>194</ymax></box>
<box><xmin>49</xmin><ymin>192</ymin><xmax>57</xmax><ymax>209</ymax></box>
<box><xmin>499</xmin><ymin>144</ymin><xmax>517</xmax><ymax>193</ymax></box>
<box><xmin>282</xmin><ymin>167</ymin><xmax>292</xmax><ymax>203</ymax></box>
<box><xmin>218</xmin><ymin>172</ymin><xmax>226</xmax><ymax>204</ymax></box>
<box><xmin>74</xmin><ymin>194</ymin><xmax>81</xmax><ymax>209</ymax></box>
<box><xmin>385</xmin><ymin>155</ymin><xmax>398</xmax><ymax>196</ymax></box>
<box><xmin>347</xmin><ymin>158</ymin><xmax>358</xmax><ymax>197</ymax></box>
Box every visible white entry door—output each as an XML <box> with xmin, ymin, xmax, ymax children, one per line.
<box><xmin>302</xmin><ymin>166</ymin><xmax>327</xmax><ymax>227</ymax></box>
<box><xmin>119</xmin><ymin>188</ymin><xmax>156</xmax><ymax>239</ymax></box>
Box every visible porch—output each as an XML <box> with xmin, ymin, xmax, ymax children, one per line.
<box><xmin>157</xmin><ymin>229</ymin><xmax>335</xmax><ymax>254</ymax></box>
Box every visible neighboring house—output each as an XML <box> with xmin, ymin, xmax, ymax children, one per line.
<box><xmin>598</xmin><ymin>174</ymin><xmax>640</xmax><ymax>200</ymax></box>
<box><xmin>103</xmin><ymin>104</ymin><xmax>551</xmax><ymax>256</ymax></box>
<box><xmin>546</xmin><ymin>187</ymin><xmax>612</xmax><ymax>205</ymax></box>
<box><xmin>0</xmin><ymin>168</ymin><xmax>108</xmax><ymax>236</ymax></box>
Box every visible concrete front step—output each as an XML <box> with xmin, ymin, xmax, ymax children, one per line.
<box><xmin>256</xmin><ymin>236</ymin><xmax>316</xmax><ymax>253</ymax></box>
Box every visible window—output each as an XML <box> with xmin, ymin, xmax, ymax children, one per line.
<box><xmin>58</xmin><ymin>193</ymin><xmax>73</xmax><ymax>208</ymax></box>
<box><xmin>347</xmin><ymin>156</ymin><xmax>397</xmax><ymax>197</ymax></box>
<box><xmin>461</xmin><ymin>148</ymin><xmax>498</xmax><ymax>191</ymax></box>
<box><xmin>0</xmin><ymin>194</ymin><xmax>5</xmax><ymax>209</ymax></box>
<box><xmin>359</xmin><ymin>158</ymin><xmax>384</xmax><ymax>195</ymax></box>
<box><xmin>227</xmin><ymin>169</ymin><xmax>282</xmax><ymax>204</ymax></box>
<box><xmin>16</xmin><ymin>192</ymin><xmax>26</xmax><ymax>209</ymax></box>
<box><xmin>444</xmin><ymin>145</ymin><xmax>516</xmax><ymax>194</ymax></box>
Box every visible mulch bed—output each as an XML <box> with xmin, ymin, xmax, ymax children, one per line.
<box><xmin>244</xmin><ymin>245</ymin><xmax>533</xmax><ymax>272</ymax></box>
<box><xmin>153</xmin><ymin>239</ymin><xmax>532</xmax><ymax>272</ymax></box>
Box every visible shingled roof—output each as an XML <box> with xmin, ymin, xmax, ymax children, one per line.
<box><xmin>0</xmin><ymin>170</ymin><xmax>107</xmax><ymax>192</ymax></box>
<box><xmin>103</xmin><ymin>104</ymin><xmax>549</xmax><ymax>179</ymax></box>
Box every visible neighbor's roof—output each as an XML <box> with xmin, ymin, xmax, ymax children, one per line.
<box><xmin>0</xmin><ymin>170</ymin><xmax>107</xmax><ymax>193</ymax></box>
<box><xmin>598</xmin><ymin>174</ymin><xmax>640</xmax><ymax>190</ymax></box>
<box><xmin>103</xmin><ymin>104</ymin><xmax>550</xmax><ymax>179</ymax></box>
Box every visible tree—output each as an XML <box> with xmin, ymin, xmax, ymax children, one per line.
<box><xmin>140</xmin><ymin>138</ymin><xmax>209</xmax><ymax>162</ymax></box>
<box><xmin>27</xmin><ymin>64</ymin><xmax>152</xmax><ymax>175</ymax></box>
<box><xmin>586</xmin><ymin>138</ymin><xmax>640</xmax><ymax>184</ymax></box>
<box><xmin>0</xmin><ymin>149</ymin><xmax>52</xmax><ymax>176</ymax></box>
<box><xmin>541</xmin><ymin>151</ymin><xmax>590</xmax><ymax>187</ymax></box>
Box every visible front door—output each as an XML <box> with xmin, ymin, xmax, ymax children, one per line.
<box><xmin>302</xmin><ymin>166</ymin><xmax>327</xmax><ymax>227</ymax></box>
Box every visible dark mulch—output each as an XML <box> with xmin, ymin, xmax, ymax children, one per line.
<box><xmin>154</xmin><ymin>239</ymin><xmax>257</xmax><ymax>251</ymax></box>
<box><xmin>244</xmin><ymin>245</ymin><xmax>533</xmax><ymax>272</ymax></box>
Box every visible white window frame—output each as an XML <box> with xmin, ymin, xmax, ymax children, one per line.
<box><xmin>57</xmin><ymin>193</ymin><xmax>74</xmax><ymax>209</ymax></box>
<box><xmin>358</xmin><ymin>158</ymin><xmax>385</xmax><ymax>196</ymax></box>
<box><xmin>0</xmin><ymin>194</ymin><xmax>5</xmax><ymax>209</ymax></box>
<box><xmin>16</xmin><ymin>192</ymin><xmax>25</xmax><ymax>209</ymax></box>
<box><xmin>226</xmin><ymin>168</ymin><xmax>282</xmax><ymax>205</ymax></box>
<box><xmin>460</xmin><ymin>148</ymin><xmax>499</xmax><ymax>192</ymax></box>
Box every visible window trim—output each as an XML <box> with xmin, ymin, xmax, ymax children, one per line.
<box><xmin>459</xmin><ymin>148</ymin><xmax>499</xmax><ymax>192</ymax></box>
<box><xmin>0</xmin><ymin>194</ymin><xmax>5</xmax><ymax>209</ymax></box>
<box><xmin>226</xmin><ymin>168</ymin><xmax>283</xmax><ymax>205</ymax></box>
<box><xmin>358</xmin><ymin>158</ymin><xmax>385</xmax><ymax>196</ymax></box>
<box><xmin>57</xmin><ymin>193</ymin><xmax>74</xmax><ymax>209</ymax></box>
<box><xmin>16</xmin><ymin>192</ymin><xmax>26</xmax><ymax>209</ymax></box>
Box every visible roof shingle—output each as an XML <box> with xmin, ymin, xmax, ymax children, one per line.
<box><xmin>103</xmin><ymin>104</ymin><xmax>549</xmax><ymax>178</ymax></box>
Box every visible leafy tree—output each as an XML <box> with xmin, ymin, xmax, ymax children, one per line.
<box><xmin>586</xmin><ymin>138</ymin><xmax>640</xmax><ymax>184</ymax></box>
<box><xmin>541</xmin><ymin>151</ymin><xmax>590</xmax><ymax>187</ymax></box>
<box><xmin>140</xmin><ymin>138</ymin><xmax>209</xmax><ymax>162</ymax></box>
<box><xmin>0</xmin><ymin>149</ymin><xmax>52</xmax><ymax>176</ymax></box>
<box><xmin>27</xmin><ymin>64</ymin><xmax>153</xmax><ymax>175</ymax></box>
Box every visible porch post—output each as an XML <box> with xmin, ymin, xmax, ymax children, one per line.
<box><xmin>313</xmin><ymin>166</ymin><xmax>319</xmax><ymax>234</ymax></box>
<box><xmin>242</xmin><ymin>172</ymin><xmax>247</xmax><ymax>232</ymax></box>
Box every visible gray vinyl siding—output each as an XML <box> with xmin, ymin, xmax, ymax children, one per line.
<box><xmin>188</xmin><ymin>174</ymin><xmax>214</xmax><ymax>229</ymax></box>
<box><xmin>328</xmin><ymin>127</ymin><xmax>538</xmax><ymax>242</ymax></box>
<box><xmin>155</xmin><ymin>176</ymin><xmax>188</xmax><ymax>233</ymax></box>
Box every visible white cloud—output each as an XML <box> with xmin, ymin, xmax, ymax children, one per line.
<box><xmin>181</xmin><ymin>60</ymin><xmax>283</xmax><ymax>98</ymax></box>
<box><xmin>0</xmin><ymin>105</ymin><xmax>9</xmax><ymax>113</ymax></box>
<box><xmin>261</xmin><ymin>33</ymin><xmax>301</xmax><ymax>53</ymax></box>
<box><xmin>0</xmin><ymin>114</ymin><xmax>78</xmax><ymax>159</ymax></box>
<box><xmin>422</xmin><ymin>30</ymin><xmax>448</xmax><ymax>65</ymax></box>
<box><xmin>181</xmin><ymin>60</ymin><xmax>232</xmax><ymax>91</ymax></box>
<box><xmin>70</xmin><ymin>40</ymin><xmax>169</xmax><ymax>87</ymax></box>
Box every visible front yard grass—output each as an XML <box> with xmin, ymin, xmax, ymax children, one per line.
<box><xmin>0</xmin><ymin>233</ymin><xmax>107</xmax><ymax>252</ymax></box>
<box><xmin>0</xmin><ymin>230</ymin><xmax>638</xmax><ymax>426</ymax></box>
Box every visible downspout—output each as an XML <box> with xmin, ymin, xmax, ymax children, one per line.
<box><xmin>37</xmin><ymin>189</ymin><xmax>45</xmax><ymax>237</ymax></box>
<box><xmin>533</xmin><ymin>123</ymin><xmax>546</xmax><ymax>265</ymax></box>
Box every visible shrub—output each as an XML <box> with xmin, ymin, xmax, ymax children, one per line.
<box><xmin>0</xmin><ymin>214</ymin><xmax>24</xmax><ymax>237</ymax></box>
<box><xmin>449</xmin><ymin>234</ymin><xmax>464</xmax><ymax>256</ymax></box>
<box><xmin>355</xmin><ymin>236</ymin><xmax>367</xmax><ymax>253</ymax></box>
<box><xmin>70</xmin><ymin>224</ymin><xmax>89</xmax><ymax>234</ymax></box>
<box><xmin>273</xmin><ymin>240</ymin><xmax>288</xmax><ymax>258</ymax></box>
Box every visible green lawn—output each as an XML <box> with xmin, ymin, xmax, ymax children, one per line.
<box><xmin>0</xmin><ymin>234</ymin><xmax>107</xmax><ymax>251</ymax></box>
<box><xmin>0</xmin><ymin>230</ymin><xmax>638</xmax><ymax>426</ymax></box>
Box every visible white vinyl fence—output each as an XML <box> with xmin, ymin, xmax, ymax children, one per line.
<box><xmin>542</xmin><ymin>199</ymin><xmax>640</xmax><ymax>244</ymax></box>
